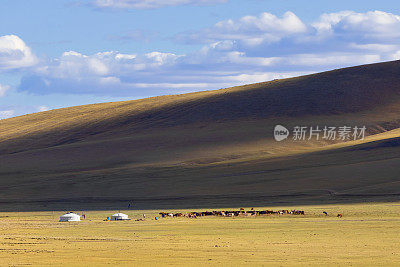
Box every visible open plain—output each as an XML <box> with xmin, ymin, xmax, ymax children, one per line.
<box><xmin>0</xmin><ymin>202</ymin><xmax>399</xmax><ymax>266</ymax></box>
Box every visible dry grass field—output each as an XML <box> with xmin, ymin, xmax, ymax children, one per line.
<box><xmin>1</xmin><ymin>202</ymin><xmax>399</xmax><ymax>266</ymax></box>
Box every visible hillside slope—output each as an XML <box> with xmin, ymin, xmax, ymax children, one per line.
<box><xmin>1</xmin><ymin>60</ymin><xmax>400</xmax><ymax>210</ymax></box>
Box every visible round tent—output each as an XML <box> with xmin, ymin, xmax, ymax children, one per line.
<box><xmin>110</xmin><ymin>213</ymin><xmax>130</xmax><ymax>221</ymax></box>
<box><xmin>59</xmin><ymin>212</ymin><xmax>81</xmax><ymax>222</ymax></box>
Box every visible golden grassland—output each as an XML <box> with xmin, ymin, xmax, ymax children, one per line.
<box><xmin>1</xmin><ymin>202</ymin><xmax>399</xmax><ymax>266</ymax></box>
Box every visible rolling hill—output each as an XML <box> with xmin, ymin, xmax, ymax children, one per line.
<box><xmin>1</xmin><ymin>60</ymin><xmax>400</xmax><ymax>211</ymax></box>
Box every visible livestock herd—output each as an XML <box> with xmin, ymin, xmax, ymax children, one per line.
<box><xmin>159</xmin><ymin>208</ymin><xmax>305</xmax><ymax>218</ymax></box>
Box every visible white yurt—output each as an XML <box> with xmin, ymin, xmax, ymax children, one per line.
<box><xmin>110</xmin><ymin>213</ymin><xmax>130</xmax><ymax>221</ymax></box>
<box><xmin>59</xmin><ymin>212</ymin><xmax>81</xmax><ymax>222</ymax></box>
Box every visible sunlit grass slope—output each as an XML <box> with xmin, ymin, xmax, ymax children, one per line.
<box><xmin>1</xmin><ymin>60</ymin><xmax>400</xmax><ymax>210</ymax></box>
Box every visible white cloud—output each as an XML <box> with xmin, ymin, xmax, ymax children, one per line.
<box><xmin>0</xmin><ymin>84</ymin><xmax>10</xmax><ymax>97</ymax></box>
<box><xmin>0</xmin><ymin>35</ymin><xmax>37</xmax><ymax>70</ymax></box>
<box><xmin>312</xmin><ymin>11</ymin><xmax>354</xmax><ymax>34</ymax></box>
<box><xmin>313</xmin><ymin>11</ymin><xmax>400</xmax><ymax>41</ymax></box>
<box><xmin>39</xmin><ymin>51</ymin><xmax>110</xmax><ymax>79</ymax></box>
<box><xmin>176</xmin><ymin>11</ymin><xmax>307</xmax><ymax>46</ymax></box>
<box><xmin>19</xmin><ymin>50</ymin><xmax>186</xmax><ymax>96</ymax></box>
<box><xmin>93</xmin><ymin>0</ymin><xmax>228</xmax><ymax>9</ymax></box>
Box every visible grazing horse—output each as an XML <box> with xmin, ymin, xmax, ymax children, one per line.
<box><xmin>160</xmin><ymin>208</ymin><xmax>307</xmax><ymax>219</ymax></box>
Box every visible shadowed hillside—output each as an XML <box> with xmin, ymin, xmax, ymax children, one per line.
<box><xmin>1</xmin><ymin>60</ymin><xmax>400</xmax><ymax>210</ymax></box>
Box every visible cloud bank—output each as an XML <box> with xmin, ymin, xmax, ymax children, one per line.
<box><xmin>175</xmin><ymin>11</ymin><xmax>307</xmax><ymax>46</ymax></box>
<box><xmin>3</xmin><ymin>10</ymin><xmax>400</xmax><ymax>99</ymax></box>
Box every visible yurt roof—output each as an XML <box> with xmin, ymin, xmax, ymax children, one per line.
<box><xmin>61</xmin><ymin>212</ymin><xmax>80</xmax><ymax>217</ymax></box>
<box><xmin>111</xmin><ymin>213</ymin><xmax>128</xmax><ymax>217</ymax></box>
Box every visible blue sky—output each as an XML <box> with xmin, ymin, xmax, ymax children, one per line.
<box><xmin>1</xmin><ymin>0</ymin><xmax>400</xmax><ymax>118</ymax></box>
